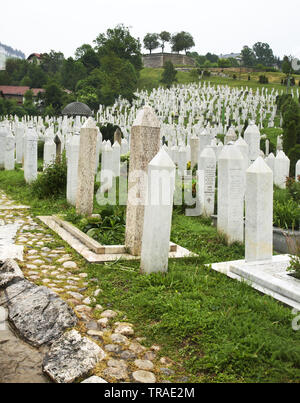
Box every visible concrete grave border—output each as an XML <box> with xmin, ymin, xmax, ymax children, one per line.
<box><xmin>38</xmin><ymin>216</ymin><xmax>196</xmax><ymax>263</ymax></box>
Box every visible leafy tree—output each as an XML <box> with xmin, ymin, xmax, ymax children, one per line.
<box><xmin>94</xmin><ymin>24</ymin><xmax>142</xmax><ymax>73</ymax></box>
<box><xmin>282</xmin><ymin>56</ymin><xmax>294</xmax><ymax>93</ymax></box>
<box><xmin>241</xmin><ymin>46</ymin><xmax>256</xmax><ymax>67</ymax></box>
<box><xmin>160</xmin><ymin>61</ymin><xmax>177</xmax><ymax>88</ymax></box>
<box><xmin>99</xmin><ymin>53</ymin><xmax>138</xmax><ymax>105</ymax></box>
<box><xmin>159</xmin><ymin>31</ymin><xmax>171</xmax><ymax>53</ymax></box>
<box><xmin>253</xmin><ymin>42</ymin><xmax>274</xmax><ymax>67</ymax></box>
<box><xmin>171</xmin><ymin>32</ymin><xmax>195</xmax><ymax>54</ymax></box>
<box><xmin>61</xmin><ymin>57</ymin><xmax>87</xmax><ymax>91</ymax></box>
<box><xmin>218</xmin><ymin>58</ymin><xmax>231</xmax><ymax>68</ymax></box>
<box><xmin>228</xmin><ymin>57</ymin><xmax>239</xmax><ymax>67</ymax></box>
<box><xmin>205</xmin><ymin>53</ymin><xmax>219</xmax><ymax>64</ymax></box>
<box><xmin>288</xmin><ymin>145</ymin><xmax>300</xmax><ymax>177</ymax></box>
<box><xmin>75</xmin><ymin>45</ymin><xmax>100</xmax><ymax>73</ymax></box>
<box><xmin>143</xmin><ymin>33</ymin><xmax>160</xmax><ymax>54</ymax></box>
<box><xmin>281</xmin><ymin>98</ymin><xmax>300</xmax><ymax>155</ymax></box>
<box><xmin>41</xmin><ymin>50</ymin><xmax>65</xmax><ymax>75</ymax></box>
<box><xmin>43</xmin><ymin>81</ymin><xmax>65</xmax><ymax>114</ymax></box>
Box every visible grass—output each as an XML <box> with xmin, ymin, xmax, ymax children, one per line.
<box><xmin>1</xmin><ymin>169</ymin><xmax>300</xmax><ymax>383</ymax></box>
<box><xmin>138</xmin><ymin>67</ymin><xmax>300</xmax><ymax>93</ymax></box>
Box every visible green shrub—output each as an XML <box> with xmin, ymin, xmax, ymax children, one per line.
<box><xmin>259</xmin><ymin>75</ymin><xmax>269</xmax><ymax>84</ymax></box>
<box><xmin>30</xmin><ymin>155</ymin><xmax>67</xmax><ymax>198</ymax></box>
<box><xmin>66</xmin><ymin>205</ymin><xmax>126</xmax><ymax>245</ymax></box>
<box><xmin>273</xmin><ymin>198</ymin><xmax>300</xmax><ymax>230</ymax></box>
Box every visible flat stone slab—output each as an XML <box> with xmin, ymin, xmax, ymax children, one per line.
<box><xmin>0</xmin><ymin>205</ymin><xmax>30</xmax><ymax>210</ymax></box>
<box><xmin>38</xmin><ymin>216</ymin><xmax>196</xmax><ymax>263</ymax></box>
<box><xmin>4</xmin><ymin>279</ymin><xmax>77</xmax><ymax>347</ymax></box>
<box><xmin>0</xmin><ymin>317</ymin><xmax>50</xmax><ymax>383</ymax></box>
<box><xmin>43</xmin><ymin>330</ymin><xmax>106</xmax><ymax>383</ymax></box>
<box><xmin>0</xmin><ymin>223</ymin><xmax>23</xmax><ymax>261</ymax></box>
<box><xmin>210</xmin><ymin>255</ymin><xmax>300</xmax><ymax>310</ymax></box>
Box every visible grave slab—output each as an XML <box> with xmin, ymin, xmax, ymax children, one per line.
<box><xmin>209</xmin><ymin>255</ymin><xmax>300</xmax><ymax>310</ymax></box>
<box><xmin>38</xmin><ymin>216</ymin><xmax>195</xmax><ymax>263</ymax></box>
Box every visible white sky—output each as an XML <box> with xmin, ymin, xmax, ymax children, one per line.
<box><xmin>2</xmin><ymin>0</ymin><xmax>300</xmax><ymax>59</ymax></box>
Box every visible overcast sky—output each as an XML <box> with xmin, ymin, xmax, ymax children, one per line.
<box><xmin>2</xmin><ymin>0</ymin><xmax>299</xmax><ymax>59</ymax></box>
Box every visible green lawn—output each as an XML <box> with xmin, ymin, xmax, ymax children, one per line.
<box><xmin>138</xmin><ymin>67</ymin><xmax>299</xmax><ymax>93</ymax></box>
<box><xmin>1</xmin><ymin>169</ymin><xmax>300</xmax><ymax>383</ymax></box>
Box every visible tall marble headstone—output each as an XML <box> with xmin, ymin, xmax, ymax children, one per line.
<box><xmin>125</xmin><ymin>106</ymin><xmax>160</xmax><ymax>256</ymax></box>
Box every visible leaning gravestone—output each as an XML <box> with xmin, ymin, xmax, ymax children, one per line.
<box><xmin>76</xmin><ymin>118</ymin><xmax>98</xmax><ymax>217</ymax></box>
<box><xmin>125</xmin><ymin>106</ymin><xmax>160</xmax><ymax>256</ymax></box>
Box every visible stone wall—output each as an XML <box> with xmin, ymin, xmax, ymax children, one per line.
<box><xmin>143</xmin><ymin>53</ymin><xmax>196</xmax><ymax>68</ymax></box>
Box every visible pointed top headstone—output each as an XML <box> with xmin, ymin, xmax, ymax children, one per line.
<box><xmin>133</xmin><ymin>106</ymin><xmax>160</xmax><ymax>128</ymax></box>
<box><xmin>82</xmin><ymin>117</ymin><xmax>96</xmax><ymax>129</ymax></box>
<box><xmin>247</xmin><ymin>156</ymin><xmax>272</xmax><ymax>174</ymax></box>
<box><xmin>149</xmin><ymin>148</ymin><xmax>176</xmax><ymax>169</ymax></box>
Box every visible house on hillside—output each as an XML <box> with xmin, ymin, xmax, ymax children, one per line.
<box><xmin>27</xmin><ymin>53</ymin><xmax>43</xmax><ymax>65</ymax></box>
<box><xmin>0</xmin><ymin>86</ymin><xmax>45</xmax><ymax>104</ymax></box>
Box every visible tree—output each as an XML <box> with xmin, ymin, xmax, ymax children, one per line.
<box><xmin>171</xmin><ymin>32</ymin><xmax>195</xmax><ymax>54</ymax></box>
<box><xmin>94</xmin><ymin>24</ymin><xmax>142</xmax><ymax>73</ymax></box>
<box><xmin>99</xmin><ymin>52</ymin><xmax>138</xmax><ymax>105</ymax></box>
<box><xmin>218</xmin><ymin>58</ymin><xmax>231</xmax><ymax>68</ymax></box>
<box><xmin>43</xmin><ymin>81</ymin><xmax>65</xmax><ymax>114</ymax></box>
<box><xmin>281</xmin><ymin>98</ymin><xmax>300</xmax><ymax>155</ymax></box>
<box><xmin>282</xmin><ymin>56</ymin><xmax>294</xmax><ymax>93</ymax></box>
<box><xmin>41</xmin><ymin>50</ymin><xmax>64</xmax><ymax>75</ymax></box>
<box><xmin>160</xmin><ymin>61</ymin><xmax>177</xmax><ymax>88</ymax></box>
<box><xmin>143</xmin><ymin>33</ymin><xmax>160</xmax><ymax>54</ymax></box>
<box><xmin>241</xmin><ymin>46</ymin><xmax>256</xmax><ymax>67</ymax></box>
<box><xmin>205</xmin><ymin>53</ymin><xmax>219</xmax><ymax>64</ymax></box>
<box><xmin>253</xmin><ymin>42</ymin><xmax>274</xmax><ymax>67</ymax></box>
<box><xmin>75</xmin><ymin>45</ymin><xmax>100</xmax><ymax>73</ymax></box>
<box><xmin>61</xmin><ymin>57</ymin><xmax>87</xmax><ymax>91</ymax></box>
<box><xmin>159</xmin><ymin>31</ymin><xmax>171</xmax><ymax>53</ymax></box>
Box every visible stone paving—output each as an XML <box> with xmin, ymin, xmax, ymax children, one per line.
<box><xmin>0</xmin><ymin>190</ymin><xmax>182</xmax><ymax>384</ymax></box>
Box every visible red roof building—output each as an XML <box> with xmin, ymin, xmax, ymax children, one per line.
<box><xmin>0</xmin><ymin>86</ymin><xmax>45</xmax><ymax>104</ymax></box>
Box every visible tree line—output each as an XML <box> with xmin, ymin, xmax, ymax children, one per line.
<box><xmin>143</xmin><ymin>31</ymin><xmax>195</xmax><ymax>54</ymax></box>
<box><xmin>0</xmin><ymin>25</ymin><xmax>142</xmax><ymax>116</ymax></box>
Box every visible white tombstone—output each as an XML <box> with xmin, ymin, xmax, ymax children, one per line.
<box><xmin>24</xmin><ymin>126</ymin><xmax>38</xmax><ymax>184</ymax></box>
<box><xmin>274</xmin><ymin>151</ymin><xmax>290</xmax><ymax>189</ymax></box>
<box><xmin>244</xmin><ymin>122</ymin><xmax>260</xmax><ymax>163</ymax></box>
<box><xmin>296</xmin><ymin>160</ymin><xmax>300</xmax><ymax>182</ymax></box>
<box><xmin>198</xmin><ymin>147</ymin><xmax>216</xmax><ymax>217</ymax></box>
<box><xmin>4</xmin><ymin>130</ymin><xmax>15</xmax><ymax>171</ymax></box>
<box><xmin>265</xmin><ymin>153</ymin><xmax>275</xmax><ymax>175</ymax></box>
<box><xmin>76</xmin><ymin>118</ymin><xmax>98</xmax><ymax>216</ymax></box>
<box><xmin>15</xmin><ymin>124</ymin><xmax>25</xmax><ymax>164</ymax></box>
<box><xmin>67</xmin><ymin>132</ymin><xmax>80</xmax><ymax>206</ymax></box>
<box><xmin>217</xmin><ymin>145</ymin><xmax>244</xmax><ymax>244</ymax></box>
<box><xmin>245</xmin><ymin>157</ymin><xmax>273</xmax><ymax>262</ymax></box>
<box><xmin>100</xmin><ymin>143</ymin><xmax>114</xmax><ymax>192</ymax></box>
<box><xmin>112</xmin><ymin>141</ymin><xmax>121</xmax><ymax>177</ymax></box>
<box><xmin>140</xmin><ymin>149</ymin><xmax>176</xmax><ymax>274</ymax></box>
<box><xmin>0</xmin><ymin>125</ymin><xmax>8</xmax><ymax>169</ymax></box>
<box><xmin>121</xmin><ymin>138</ymin><xmax>129</xmax><ymax>155</ymax></box>
<box><xmin>190</xmin><ymin>136</ymin><xmax>200</xmax><ymax>169</ymax></box>
<box><xmin>43</xmin><ymin>137</ymin><xmax>56</xmax><ymax>170</ymax></box>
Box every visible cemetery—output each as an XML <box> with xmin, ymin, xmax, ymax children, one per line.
<box><xmin>0</xmin><ymin>79</ymin><xmax>300</xmax><ymax>384</ymax></box>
